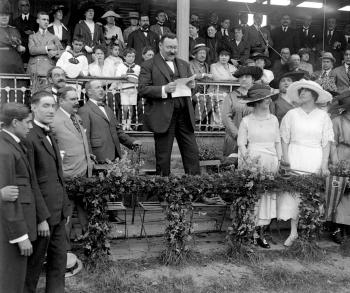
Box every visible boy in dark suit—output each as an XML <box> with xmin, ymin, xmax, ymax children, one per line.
<box><xmin>0</xmin><ymin>103</ymin><xmax>49</xmax><ymax>293</ymax></box>
<box><xmin>24</xmin><ymin>91</ymin><xmax>70</xmax><ymax>293</ymax></box>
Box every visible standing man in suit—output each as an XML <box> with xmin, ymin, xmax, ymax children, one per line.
<box><xmin>13</xmin><ymin>0</ymin><xmax>38</xmax><ymax>64</ymax></box>
<box><xmin>0</xmin><ymin>103</ymin><xmax>49</xmax><ymax>293</ymax></box>
<box><xmin>333</xmin><ymin>49</ymin><xmax>350</xmax><ymax>94</ymax></box>
<box><xmin>298</xmin><ymin>15</ymin><xmax>319</xmax><ymax>66</ymax></box>
<box><xmin>246</xmin><ymin>13</ymin><xmax>273</xmax><ymax>57</ymax></box>
<box><xmin>51</xmin><ymin>86</ymin><xmax>93</xmax><ymax>247</ymax></box>
<box><xmin>78</xmin><ymin>80</ymin><xmax>142</xmax><ymax>163</ymax></box>
<box><xmin>150</xmin><ymin>10</ymin><xmax>172</xmax><ymax>39</ymax></box>
<box><xmin>216</xmin><ymin>16</ymin><xmax>233</xmax><ymax>43</ymax></box>
<box><xmin>271</xmin><ymin>14</ymin><xmax>300</xmax><ymax>61</ymax></box>
<box><xmin>27</xmin><ymin>11</ymin><xmax>64</xmax><ymax>76</ymax></box>
<box><xmin>323</xmin><ymin>17</ymin><xmax>345</xmax><ymax>67</ymax></box>
<box><xmin>24</xmin><ymin>91</ymin><xmax>70</xmax><ymax>293</ymax></box>
<box><xmin>239</xmin><ymin>12</ymin><xmax>249</xmax><ymax>36</ymax></box>
<box><xmin>127</xmin><ymin>14</ymin><xmax>159</xmax><ymax>65</ymax></box>
<box><xmin>139</xmin><ymin>33</ymin><xmax>200</xmax><ymax>176</ymax></box>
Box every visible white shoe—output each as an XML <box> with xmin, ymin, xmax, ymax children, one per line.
<box><xmin>284</xmin><ymin>234</ymin><xmax>298</xmax><ymax>247</ymax></box>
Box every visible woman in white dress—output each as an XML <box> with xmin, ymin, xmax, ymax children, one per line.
<box><xmin>88</xmin><ymin>45</ymin><xmax>107</xmax><ymax>77</ymax></box>
<box><xmin>238</xmin><ymin>84</ymin><xmax>281</xmax><ymax>248</ymax></box>
<box><xmin>279</xmin><ymin>80</ymin><xmax>333</xmax><ymax>246</ymax></box>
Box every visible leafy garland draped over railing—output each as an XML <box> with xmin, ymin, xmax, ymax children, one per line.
<box><xmin>65</xmin><ymin>161</ymin><xmax>325</xmax><ymax>265</ymax></box>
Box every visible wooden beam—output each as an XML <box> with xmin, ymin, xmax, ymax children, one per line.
<box><xmin>177</xmin><ymin>0</ymin><xmax>190</xmax><ymax>61</ymax></box>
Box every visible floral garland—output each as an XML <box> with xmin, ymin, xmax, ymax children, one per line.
<box><xmin>66</xmin><ymin>157</ymin><xmax>326</xmax><ymax>265</ymax></box>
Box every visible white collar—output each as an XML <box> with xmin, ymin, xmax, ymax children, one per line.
<box><xmin>22</xmin><ymin>13</ymin><xmax>29</xmax><ymax>18</ymax></box>
<box><xmin>34</xmin><ymin>119</ymin><xmax>50</xmax><ymax>131</ymax></box>
<box><xmin>89</xmin><ymin>99</ymin><xmax>100</xmax><ymax>106</ymax></box>
<box><xmin>2</xmin><ymin>129</ymin><xmax>20</xmax><ymax>143</ymax></box>
<box><xmin>59</xmin><ymin>107</ymin><xmax>71</xmax><ymax>118</ymax></box>
<box><xmin>39</xmin><ymin>28</ymin><xmax>47</xmax><ymax>34</ymax></box>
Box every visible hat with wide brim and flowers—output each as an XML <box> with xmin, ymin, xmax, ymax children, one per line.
<box><xmin>286</xmin><ymin>79</ymin><xmax>333</xmax><ymax>104</ymax></box>
<box><xmin>233</xmin><ymin>66</ymin><xmax>263</xmax><ymax>81</ymax></box>
<box><xmin>269</xmin><ymin>71</ymin><xmax>305</xmax><ymax>89</ymax></box>
<box><xmin>101</xmin><ymin>10</ymin><xmax>121</xmax><ymax>19</ymax></box>
<box><xmin>239</xmin><ymin>84</ymin><xmax>278</xmax><ymax>106</ymax></box>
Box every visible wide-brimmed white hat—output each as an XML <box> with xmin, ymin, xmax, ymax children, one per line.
<box><xmin>101</xmin><ymin>10</ymin><xmax>121</xmax><ymax>18</ymax></box>
<box><xmin>286</xmin><ymin>79</ymin><xmax>332</xmax><ymax>104</ymax></box>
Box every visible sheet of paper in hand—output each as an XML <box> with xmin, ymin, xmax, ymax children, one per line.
<box><xmin>172</xmin><ymin>75</ymin><xmax>196</xmax><ymax>98</ymax></box>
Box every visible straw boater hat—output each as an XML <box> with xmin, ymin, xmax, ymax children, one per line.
<box><xmin>320</xmin><ymin>52</ymin><xmax>336</xmax><ymax>63</ymax></box>
<box><xmin>329</xmin><ymin>90</ymin><xmax>350</xmax><ymax>114</ymax></box>
<box><xmin>101</xmin><ymin>10</ymin><xmax>121</xmax><ymax>19</ymax></box>
<box><xmin>286</xmin><ymin>79</ymin><xmax>333</xmax><ymax>104</ymax></box>
<box><xmin>269</xmin><ymin>71</ymin><xmax>305</xmax><ymax>89</ymax></box>
<box><xmin>191</xmin><ymin>43</ymin><xmax>209</xmax><ymax>55</ymax></box>
<box><xmin>233</xmin><ymin>66</ymin><xmax>263</xmax><ymax>81</ymax></box>
<box><xmin>250</xmin><ymin>52</ymin><xmax>271</xmax><ymax>67</ymax></box>
<box><xmin>65</xmin><ymin>252</ymin><xmax>83</xmax><ymax>278</ymax></box>
<box><xmin>240</xmin><ymin>84</ymin><xmax>277</xmax><ymax>106</ymax></box>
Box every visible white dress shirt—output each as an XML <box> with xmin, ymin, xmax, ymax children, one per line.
<box><xmin>1</xmin><ymin>129</ymin><xmax>29</xmax><ymax>244</ymax></box>
<box><xmin>22</xmin><ymin>13</ymin><xmax>29</xmax><ymax>21</ymax></box>
<box><xmin>34</xmin><ymin>120</ymin><xmax>52</xmax><ymax>145</ymax></box>
<box><xmin>53</xmin><ymin>24</ymin><xmax>63</xmax><ymax>41</ymax></box>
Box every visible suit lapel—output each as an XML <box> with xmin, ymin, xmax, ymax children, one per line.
<box><xmin>174</xmin><ymin>58</ymin><xmax>187</xmax><ymax>78</ymax></box>
<box><xmin>1</xmin><ymin>132</ymin><xmax>33</xmax><ymax>179</ymax></box>
<box><xmin>155</xmin><ymin>54</ymin><xmax>172</xmax><ymax>82</ymax></box>
<box><xmin>82</xmin><ymin>21</ymin><xmax>93</xmax><ymax>44</ymax></box>
<box><xmin>57</xmin><ymin>109</ymin><xmax>81</xmax><ymax>138</ymax></box>
<box><xmin>33</xmin><ymin>124</ymin><xmax>56</xmax><ymax>159</ymax></box>
<box><xmin>87</xmin><ymin>100</ymin><xmax>109</xmax><ymax>122</ymax></box>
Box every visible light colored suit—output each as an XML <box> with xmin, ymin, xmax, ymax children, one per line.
<box><xmin>333</xmin><ymin>65</ymin><xmax>350</xmax><ymax>93</ymax></box>
<box><xmin>51</xmin><ymin>108</ymin><xmax>93</xmax><ymax>178</ymax></box>
<box><xmin>27</xmin><ymin>30</ymin><xmax>64</xmax><ymax>76</ymax></box>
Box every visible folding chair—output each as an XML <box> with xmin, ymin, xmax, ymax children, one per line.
<box><xmin>106</xmin><ymin>201</ymin><xmax>128</xmax><ymax>239</ymax></box>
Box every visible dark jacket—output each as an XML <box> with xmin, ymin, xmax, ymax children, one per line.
<box><xmin>48</xmin><ymin>23</ymin><xmax>71</xmax><ymax>48</ymax></box>
<box><xmin>271</xmin><ymin>26</ymin><xmax>300</xmax><ymax>54</ymax></box>
<box><xmin>78</xmin><ymin>100</ymin><xmax>135</xmax><ymax>162</ymax></box>
<box><xmin>127</xmin><ymin>29</ymin><xmax>159</xmax><ymax>65</ymax></box>
<box><xmin>25</xmin><ymin>124</ymin><xmax>70</xmax><ymax>226</ymax></box>
<box><xmin>138</xmin><ymin>53</ymin><xmax>196</xmax><ymax>133</ymax></box>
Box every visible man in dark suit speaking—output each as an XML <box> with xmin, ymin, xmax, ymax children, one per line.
<box><xmin>139</xmin><ymin>33</ymin><xmax>200</xmax><ymax>176</ymax></box>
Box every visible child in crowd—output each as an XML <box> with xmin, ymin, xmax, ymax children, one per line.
<box><xmin>103</xmin><ymin>42</ymin><xmax>123</xmax><ymax>77</ymax></box>
<box><xmin>114</xmin><ymin>48</ymin><xmax>140</xmax><ymax>130</ymax></box>
<box><xmin>141</xmin><ymin>46</ymin><xmax>155</xmax><ymax>62</ymax></box>
<box><xmin>56</xmin><ymin>35</ymin><xmax>89</xmax><ymax>78</ymax></box>
<box><xmin>88</xmin><ymin>45</ymin><xmax>107</xmax><ymax>77</ymax></box>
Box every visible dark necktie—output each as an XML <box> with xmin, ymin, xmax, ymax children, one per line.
<box><xmin>97</xmin><ymin>101</ymin><xmax>105</xmax><ymax>107</ymax></box>
<box><xmin>19</xmin><ymin>142</ymin><xmax>27</xmax><ymax>154</ymax></box>
<box><xmin>70</xmin><ymin>114</ymin><xmax>82</xmax><ymax>134</ymax></box>
<box><xmin>321</xmin><ymin>71</ymin><xmax>327</xmax><ymax>78</ymax></box>
<box><xmin>43</xmin><ymin>127</ymin><xmax>52</xmax><ymax>136</ymax></box>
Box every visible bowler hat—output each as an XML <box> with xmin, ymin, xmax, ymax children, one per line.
<box><xmin>233</xmin><ymin>66</ymin><xmax>263</xmax><ymax>81</ymax></box>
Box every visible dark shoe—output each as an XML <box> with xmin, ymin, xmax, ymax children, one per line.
<box><xmin>256</xmin><ymin>237</ymin><xmax>270</xmax><ymax>249</ymax></box>
<box><xmin>331</xmin><ymin>229</ymin><xmax>343</xmax><ymax>244</ymax></box>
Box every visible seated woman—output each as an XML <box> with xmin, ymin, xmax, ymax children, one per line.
<box><xmin>238</xmin><ymin>84</ymin><xmax>281</xmax><ymax>248</ymax></box>
<box><xmin>209</xmin><ymin>45</ymin><xmax>238</xmax><ymax>126</ymax></box>
<box><xmin>279</xmin><ymin>80</ymin><xmax>333</xmax><ymax>246</ymax></box>
<box><xmin>222</xmin><ymin>66</ymin><xmax>263</xmax><ymax>156</ymax></box>
<box><xmin>329</xmin><ymin>90</ymin><xmax>350</xmax><ymax>243</ymax></box>
<box><xmin>298</xmin><ymin>48</ymin><xmax>313</xmax><ymax>75</ymax></box>
<box><xmin>252</xmin><ymin>53</ymin><xmax>274</xmax><ymax>85</ymax></box>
